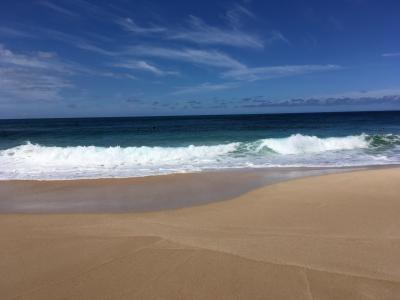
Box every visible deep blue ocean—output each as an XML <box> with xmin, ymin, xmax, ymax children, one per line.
<box><xmin>1</xmin><ymin>111</ymin><xmax>399</xmax><ymax>179</ymax></box>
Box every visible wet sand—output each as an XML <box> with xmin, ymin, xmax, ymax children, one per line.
<box><xmin>1</xmin><ymin>168</ymin><xmax>400</xmax><ymax>299</ymax></box>
<box><xmin>0</xmin><ymin>167</ymin><xmax>362</xmax><ymax>213</ymax></box>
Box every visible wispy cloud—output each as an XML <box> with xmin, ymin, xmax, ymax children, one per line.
<box><xmin>223</xmin><ymin>64</ymin><xmax>341</xmax><ymax>81</ymax></box>
<box><xmin>69</xmin><ymin>0</ymin><xmax>116</xmax><ymax>19</ymax></box>
<box><xmin>0</xmin><ymin>1</ymin><xmax>345</xmax><ymax>105</ymax></box>
<box><xmin>67</xmin><ymin>0</ymin><xmax>167</xmax><ymax>36</ymax></box>
<box><xmin>0</xmin><ymin>27</ymin><xmax>35</xmax><ymax>38</ymax></box>
<box><xmin>0</xmin><ymin>68</ymin><xmax>72</xmax><ymax>102</ymax></box>
<box><xmin>1</xmin><ymin>23</ymin><xmax>116</xmax><ymax>56</ymax></box>
<box><xmin>0</xmin><ymin>44</ymin><xmax>132</xmax><ymax>103</ymax></box>
<box><xmin>224</xmin><ymin>3</ymin><xmax>256</xmax><ymax>28</ymax></box>
<box><xmin>113</xmin><ymin>3</ymin><xmax>270</xmax><ymax>49</ymax></box>
<box><xmin>38</xmin><ymin>1</ymin><xmax>80</xmax><ymax>18</ymax></box>
<box><xmin>266</xmin><ymin>30</ymin><xmax>290</xmax><ymax>46</ymax></box>
<box><xmin>37</xmin><ymin>29</ymin><xmax>116</xmax><ymax>56</ymax></box>
<box><xmin>239</xmin><ymin>89</ymin><xmax>400</xmax><ymax>108</ymax></box>
<box><xmin>125</xmin><ymin>46</ymin><xmax>246</xmax><ymax>69</ymax></box>
<box><xmin>115</xmin><ymin>17</ymin><xmax>166</xmax><ymax>34</ymax></box>
<box><xmin>317</xmin><ymin>88</ymin><xmax>400</xmax><ymax>100</ymax></box>
<box><xmin>0</xmin><ymin>44</ymin><xmax>73</xmax><ymax>102</ymax></box>
<box><xmin>0</xmin><ymin>44</ymin><xmax>72</xmax><ymax>72</ymax></box>
<box><xmin>10</xmin><ymin>0</ymin><xmax>290</xmax><ymax>56</ymax></box>
<box><xmin>172</xmin><ymin>82</ymin><xmax>239</xmax><ymax>95</ymax></box>
<box><xmin>382</xmin><ymin>52</ymin><xmax>400</xmax><ymax>57</ymax></box>
<box><xmin>112</xmin><ymin>60</ymin><xmax>177</xmax><ymax>76</ymax></box>
<box><xmin>168</xmin><ymin>15</ymin><xmax>264</xmax><ymax>48</ymax></box>
<box><xmin>124</xmin><ymin>46</ymin><xmax>338</xmax><ymax>82</ymax></box>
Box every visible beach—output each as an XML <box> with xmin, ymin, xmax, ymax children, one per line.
<box><xmin>2</xmin><ymin>0</ymin><xmax>400</xmax><ymax>297</ymax></box>
<box><xmin>0</xmin><ymin>167</ymin><xmax>357</xmax><ymax>213</ymax></box>
<box><xmin>1</xmin><ymin>167</ymin><xmax>400</xmax><ymax>299</ymax></box>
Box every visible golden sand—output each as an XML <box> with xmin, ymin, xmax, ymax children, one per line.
<box><xmin>1</xmin><ymin>168</ymin><xmax>400</xmax><ymax>299</ymax></box>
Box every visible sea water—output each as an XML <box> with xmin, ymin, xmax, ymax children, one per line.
<box><xmin>0</xmin><ymin>111</ymin><xmax>399</xmax><ymax>179</ymax></box>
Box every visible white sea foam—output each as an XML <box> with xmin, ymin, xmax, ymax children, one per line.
<box><xmin>0</xmin><ymin>134</ymin><xmax>398</xmax><ymax>179</ymax></box>
<box><xmin>1</xmin><ymin>142</ymin><xmax>239</xmax><ymax>167</ymax></box>
<box><xmin>256</xmin><ymin>134</ymin><xmax>370</xmax><ymax>154</ymax></box>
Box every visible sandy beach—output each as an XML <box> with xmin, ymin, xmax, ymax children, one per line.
<box><xmin>1</xmin><ymin>168</ymin><xmax>400</xmax><ymax>299</ymax></box>
<box><xmin>0</xmin><ymin>167</ymin><xmax>356</xmax><ymax>213</ymax></box>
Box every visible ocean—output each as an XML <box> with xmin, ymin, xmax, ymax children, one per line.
<box><xmin>0</xmin><ymin>111</ymin><xmax>399</xmax><ymax>180</ymax></box>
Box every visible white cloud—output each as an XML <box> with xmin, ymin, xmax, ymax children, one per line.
<box><xmin>0</xmin><ymin>45</ymin><xmax>130</xmax><ymax>104</ymax></box>
<box><xmin>70</xmin><ymin>0</ymin><xmax>115</xmax><ymax>19</ymax></box>
<box><xmin>317</xmin><ymin>88</ymin><xmax>400</xmax><ymax>99</ymax></box>
<box><xmin>0</xmin><ymin>44</ymin><xmax>123</xmax><ymax>103</ymax></box>
<box><xmin>0</xmin><ymin>27</ymin><xmax>35</xmax><ymax>38</ymax></box>
<box><xmin>70</xmin><ymin>0</ymin><xmax>167</xmax><ymax>37</ymax></box>
<box><xmin>223</xmin><ymin>64</ymin><xmax>341</xmax><ymax>81</ymax></box>
<box><xmin>0</xmin><ymin>44</ymin><xmax>121</xmax><ymax>77</ymax></box>
<box><xmin>0</xmin><ymin>67</ymin><xmax>72</xmax><ymax>102</ymax></box>
<box><xmin>124</xmin><ymin>46</ymin><xmax>338</xmax><ymax>83</ymax></box>
<box><xmin>39</xmin><ymin>1</ymin><xmax>80</xmax><ymax>17</ymax></box>
<box><xmin>125</xmin><ymin>46</ymin><xmax>246</xmax><ymax>69</ymax></box>
<box><xmin>74</xmin><ymin>42</ymin><xmax>115</xmax><ymax>56</ymax></box>
<box><xmin>0</xmin><ymin>44</ymin><xmax>73</xmax><ymax>72</ymax></box>
<box><xmin>266</xmin><ymin>30</ymin><xmax>290</xmax><ymax>46</ymax></box>
<box><xmin>114</xmin><ymin>4</ymin><xmax>271</xmax><ymax>49</ymax></box>
<box><xmin>0</xmin><ymin>45</ymin><xmax>74</xmax><ymax>102</ymax></box>
<box><xmin>168</xmin><ymin>15</ymin><xmax>263</xmax><ymax>49</ymax></box>
<box><xmin>240</xmin><ymin>89</ymin><xmax>400</xmax><ymax>108</ymax></box>
<box><xmin>382</xmin><ymin>52</ymin><xmax>400</xmax><ymax>57</ymax></box>
<box><xmin>38</xmin><ymin>29</ymin><xmax>116</xmax><ymax>56</ymax></box>
<box><xmin>224</xmin><ymin>3</ymin><xmax>256</xmax><ymax>28</ymax></box>
<box><xmin>172</xmin><ymin>82</ymin><xmax>239</xmax><ymax>95</ymax></box>
<box><xmin>115</xmin><ymin>17</ymin><xmax>166</xmax><ymax>34</ymax></box>
<box><xmin>112</xmin><ymin>60</ymin><xmax>178</xmax><ymax>76</ymax></box>
<box><xmin>0</xmin><ymin>25</ymin><xmax>116</xmax><ymax>56</ymax></box>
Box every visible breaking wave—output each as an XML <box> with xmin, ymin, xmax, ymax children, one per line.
<box><xmin>1</xmin><ymin>142</ymin><xmax>239</xmax><ymax>166</ymax></box>
<box><xmin>256</xmin><ymin>134</ymin><xmax>370</xmax><ymax>154</ymax></box>
<box><xmin>1</xmin><ymin>133</ymin><xmax>399</xmax><ymax>179</ymax></box>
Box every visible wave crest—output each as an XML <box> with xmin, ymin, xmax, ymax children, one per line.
<box><xmin>1</xmin><ymin>133</ymin><xmax>399</xmax><ymax>179</ymax></box>
<box><xmin>1</xmin><ymin>142</ymin><xmax>239</xmax><ymax>167</ymax></box>
<box><xmin>255</xmin><ymin>134</ymin><xmax>370</xmax><ymax>155</ymax></box>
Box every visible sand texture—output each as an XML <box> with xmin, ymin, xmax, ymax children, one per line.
<box><xmin>1</xmin><ymin>168</ymin><xmax>400</xmax><ymax>299</ymax></box>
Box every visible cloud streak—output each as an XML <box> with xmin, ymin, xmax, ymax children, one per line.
<box><xmin>124</xmin><ymin>46</ymin><xmax>340</xmax><ymax>82</ymax></box>
<box><xmin>0</xmin><ymin>27</ymin><xmax>36</xmax><ymax>38</ymax></box>
<box><xmin>224</xmin><ymin>3</ymin><xmax>256</xmax><ymax>29</ymax></box>
<box><xmin>112</xmin><ymin>3</ymin><xmax>276</xmax><ymax>49</ymax></box>
<box><xmin>112</xmin><ymin>60</ymin><xmax>177</xmax><ymax>76</ymax></box>
<box><xmin>38</xmin><ymin>29</ymin><xmax>116</xmax><ymax>56</ymax></box>
<box><xmin>0</xmin><ymin>44</ymin><xmax>73</xmax><ymax>72</ymax></box>
<box><xmin>0</xmin><ymin>45</ymin><xmax>73</xmax><ymax>102</ymax></box>
<box><xmin>266</xmin><ymin>30</ymin><xmax>291</xmax><ymax>46</ymax></box>
<box><xmin>38</xmin><ymin>1</ymin><xmax>80</xmax><ymax>17</ymax></box>
<box><xmin>223</xmin><ymin>64</ymin><xmax>341</xmax><ymax>81</ymax></box>
<box><xmin>172</xmin><ymin>82</ymin><xmax>239</xmax><ymax>95</ymax></box>
<box><xmin>115</xmin><ymin>17</ymin><xmax>166</xmax><ymax>34</ymax></box>
<box><xmin>125</xmin><ymin>46</ymin><xmax>246</xmax><ymax>69</ymax></box>
<box><xmin>239</xmin><ymin>89</ymin><xmax>400</xmax><ymax>108</ymax></box>
<box><xmin>0</xmin><ymin>44</ymin><xmax>132</xmax><ymax>103</ymax></box>
<box><xmin>168</xmin><ymin>15</ymin><xmax>264</xmax><ymax>49</ymax></box>
<box><xmin>382</xmin><ymin>52</ymin><xmax>400</xmax><ymax>57</ymax></box>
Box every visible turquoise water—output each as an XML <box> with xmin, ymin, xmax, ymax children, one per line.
<box><xmin>0</xmin><ymin>111</ymin><xmax>399</xmax><ymax>179</ymax></box>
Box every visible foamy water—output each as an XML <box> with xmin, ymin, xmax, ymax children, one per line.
<box><xmin>1</xmin><ymin>133</ymin><xmax>399</xmax><ymax>179</ymax></box>
<box><xmin>257</xmin><ymin>134</ymin><xmax>370</xmax><ymax>154</ymax></box>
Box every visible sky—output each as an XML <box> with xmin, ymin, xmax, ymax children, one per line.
<box><xmin>0</xmin><ymin>0</ymin><xmax>400</xmax><ymax>118</ymax></box>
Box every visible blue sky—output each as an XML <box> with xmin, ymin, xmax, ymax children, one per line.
<box><xmin>0</xmin><ymin>0</ymin><xmax>400</xmax><ymax>118</ymax></box>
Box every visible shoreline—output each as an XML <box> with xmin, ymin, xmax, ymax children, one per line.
<box><xmin>0</xmin><ymin>165</ymin><xmax>384</xmax><ymax>213</ymax></box>
<box><xmin>1</xmin><ymin>163</ymin><xmax>398</xmax><ymax>182</ymax></box>
<box><xmin>1</xmin><ymin>168</ymin><xmax>400</xmax><ymax>299</ymax></box>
